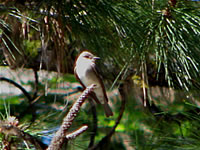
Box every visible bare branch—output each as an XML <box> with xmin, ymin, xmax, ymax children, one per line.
<box><xmin>32</xmin><ymin>68</ymin><xmax>39</xmax><ymax>100</ymax></box>
<box><xmin>66</xmin><ymin>125</ymin><xmax>88</xmax><ymax>140</ymax></box>
<box><xmin>0</xmin><ymin>77</ymin><xmax>32</xmax><ymax>103</ymax></box>
<box><xmin>47</xmin><ymin>84</ymin><xmax>96</xmax><ymax>150</ymax></box>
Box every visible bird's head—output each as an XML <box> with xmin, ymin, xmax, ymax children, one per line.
<box><xmin>78</xmin><ymin>51</ymin><xmax>100</xmax><ymax>62</ymax></box>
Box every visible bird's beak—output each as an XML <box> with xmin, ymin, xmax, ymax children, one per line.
<box><xmin>93</xmin><ymin>56</ymin><xmax>100</xmax><ymax>60</ymax></box>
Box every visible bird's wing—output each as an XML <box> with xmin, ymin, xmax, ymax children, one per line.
<box><xmin>74</xmin><ymin>66</ymin><xmax>101</xmax><ymax>104</ymax></box>
<box><xmin>74</xmin><ymin>67</ymin><xmax>86</xmax><ymax>89</ymax></box>
<box><xmin>91</xmin><ymin>63</ymin><xmax>109</xmax><ymax>102</ymax></box>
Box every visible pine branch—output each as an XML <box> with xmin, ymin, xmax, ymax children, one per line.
<box><xmin>66</xmin><ymin>125</ymin><xmax>88</xmax><ymax>140</ymax></box>
<box><xmin>0</xmin><ymin>119</ymin><xmax>47</xmax><ymax>150</ymax></box>
<box><xmin>47</xmin><ymin>84</ymin><xmax>96</xmax><ymax>150</ymax></box>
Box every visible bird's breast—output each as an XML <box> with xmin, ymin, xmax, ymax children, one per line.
<box><xmin>75</xmin><ymin>62</ymin><xmax>106</xmax><ymax>104</ymax></box>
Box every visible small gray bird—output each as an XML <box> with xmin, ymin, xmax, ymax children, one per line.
<box><xmin>74</xmin><ymin>51</ymin><xmax>113</xmax><ymax>117</ymax></box>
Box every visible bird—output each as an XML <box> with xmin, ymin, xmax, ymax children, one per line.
<box><xmin>74</xmin><ymin>51</ymin><xmax>113</xmax><ymax>117</ymax></box>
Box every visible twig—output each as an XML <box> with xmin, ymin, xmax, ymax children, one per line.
<box><xmin>66</xmin><ymin>125</ymin><xmax>88</xmax><ymax>140</ymax></box>
<box><xmin>0</xmin><ymin>77</ymin><xmax>32</xmax><ymax>103</ymax></box>
<box><xmin>47</xmin><ymin>84</ymin><xmax>96</xmax><ymax>150</ymax></box>
<box><xmin>32</xmin><ymin>68</ymin><xmax>39</xmax><ymax>100</ymax></box>
<box><xmin>0</xmin><ymin>76</ymin><xmax>38</xmax><ymax>124</ymax></box>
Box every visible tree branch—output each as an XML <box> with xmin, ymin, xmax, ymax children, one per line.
<box><xmin>66</xmin><ymin>125</ymin><xmax>88</xmax><ymax>140</ymax></box>
<box><xmin>32</xmin><ymin>68</ymin><xmax>39</xmax><ymax>100</ymax></box>
<box><xmin>47</xmin><ymin>84</ymin><xmax>96</xmax><ymax>150</ymax></box>
<box><xmin>0</xmin><ymin>120</ymin><xmax>47</xmax><ymax>150</ymax></box>
<box><xmin>0</xmin><ymin>77</ymin><xmax>32</xmax><ymax>103</ymax></box>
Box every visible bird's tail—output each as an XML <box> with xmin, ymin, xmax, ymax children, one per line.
<box><xmin>103</xmin><ymin>103</ymin><xmax>113</xmax><ymax>117</ymax></box>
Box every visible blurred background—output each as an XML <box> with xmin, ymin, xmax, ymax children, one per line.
<box><xmin>1</xmin><ymin>0</ymin><xmax>200</xmax><ymax>149</ymax></box>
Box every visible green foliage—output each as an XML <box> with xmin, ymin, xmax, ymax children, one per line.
<box><xmin>23</xmin><ymin>40</ymin><xmax>40</xmax><ymax>58</ymax></box>
<box><xmin>0</xmin><ymin>96</ymin><xmax>20</xmax><ymax>110</ymax></box>
<box><xmin>1</xmin><ymin>0</ymin><xmax>200</xmax><ymax>90</ymax></box>
<box><xmin>61</xmin><ymin>74</ymin><xmax>77</xmax><ymax>83</ymax></box>
<box><xmin>127</xmin><ymin>0</ymin><xmax>200</xmax><ymax>90</ymax></box>
<box><xmin>1</xmin><ymin>68</ymin><xmax>200</xmax><ymax>149</ymax></box>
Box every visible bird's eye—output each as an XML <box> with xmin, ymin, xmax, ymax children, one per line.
<box><xmin>84</xmin><ymin>55</ymin><xmax>90</xmax><ymax>58</ymax></box>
